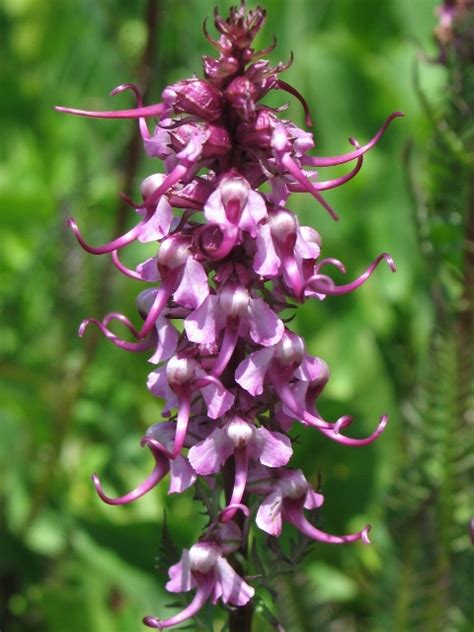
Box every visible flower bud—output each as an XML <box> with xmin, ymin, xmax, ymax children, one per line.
<box><xmin>189</xmin><ymin>542</ymin><xmax>220</xmax><ymax>573</ymax></box>
<box><xmin>202</xmin><ymin>55</ymin><xmax>240</xmax><ymax>85</ymax></box>
<box><xmin>225</xmin><ymin>75</ymin><xmax>258</xmax><ymax>120</ymax></box>
<box><xmin>236</xmin><ymin>108</ymin><xmax>276</xmax><ymax>149</ymax></box>
<box><xmin>162</xmin><ymin>78</ymin><xmax>224</xmax><ymax>122</ymax></box>
<box><xmin>219</xmin><ymin>283</ymin><xmax>250</xmax><ymax>318</ymax></box>
<box><xmin>200</xmin><ymin>124</ymin><xmax>232</xmax><ymax>159</ymax></box>
<box><xmin>226</xmin><ymin>417</ymin><xmax>254</xmax><ymax>448</ymax></box>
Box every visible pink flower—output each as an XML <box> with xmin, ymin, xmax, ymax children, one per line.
<box><xmin>189</xmin><ymin>414</ymin><xmax>292</xmax><ymax>521</ymax></box>
<box><xmin>252</xmin><ymin>467</ymin><xmax>371</xmax><ymax>544</ymax></box>
<box><xmin>144</xmin><ymin>524</ymin><xmax>254</xmax><ymax>629</ymax></box>
<box><xmin>57</xmin><ymin>2</ymin><xmax>401</xmax><ymax>628</ymax></box>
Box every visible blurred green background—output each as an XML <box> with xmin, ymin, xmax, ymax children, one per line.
<box><xmin>1</xmin><ymin>0</ymin><xmax>472</xmax><ymax>630</ymax></box>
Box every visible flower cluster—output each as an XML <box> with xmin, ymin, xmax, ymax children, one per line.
<box><xmin>57</xmin><ymin>2</ymin><xmax>400</xmax><ymax>628</ymax></box>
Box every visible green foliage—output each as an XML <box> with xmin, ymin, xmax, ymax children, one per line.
<box><xmin>3</xmin><ymin>1</ymin><xmax>472</xmax><ymax>631</ymax></box>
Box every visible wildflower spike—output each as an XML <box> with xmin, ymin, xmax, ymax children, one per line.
<box><xmin>59</xmin><ymin>2</ymin><xmax>400</xmax><ymax>629</ymax></box>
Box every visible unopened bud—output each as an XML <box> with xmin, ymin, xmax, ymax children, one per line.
<box><xmin>162</xmin><ymin>78</ymin><xmax>224</xmax><ymax>122</ymax></box>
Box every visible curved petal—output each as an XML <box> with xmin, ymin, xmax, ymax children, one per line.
<box><xmin>239</xmin><ymin>189</ymin><xmax>267</xmax><ymax>237</ymax></box>
<box><xmin>319</xmin><ymin>414</ymin><xmax>389</xmax><ymax>447</ymax></box>
<box><xmin>214</xmin><ymin>557</ymin><xmax>255</xmax><ymax>606</ymax></box>
<box><xmin>174</xmin><ymin>257</ymin><xmax>210</xmax><ymax>309</ymax></box>
<box><xmin>284</xmin><ymin>499</ymin><xmax>371</xmax><ymax>545</ymax></box>
<box><xmin>91</xmin><ymin>449</ymin><xmax>169</xmax><ymax>506</ymax></box>
<box><xmin>300</xmin><ymin>112</ymin><xmax>404</xmax><ymax>167</ymax></box>
<box><xmin>55</xmin><ymin>101</ymin><xmax>166</xmax><ymax>120</ymax></box>
<box><xmin>184</xmin><ymin>295</ymin><xmax>221</xmax><ymax>344</ymax></box>
<box><xmin>166</xmin><ymin>550</ymin><xmax>194</xmax><ymax>593</ymax></box>
<box><xmin>253</xmin><ymin>427</ymin><xmax>292</xmax><ymax>467</ymax></box>
<box><xmin>211</xmin><ymin>324</ymin><xmax>239</xmax><ymax>377</ymax></box>
<box><xmin>144</xmin><ymin>575</ymin><xmax>214</xmax><ymax>629</ymax></box>
<box><xmin>138</xmin><ymin>197</ymin><xmax>174</xmax><ymax>243</ymax></box>
<box><xmin>67</xmin><ymin>216</ymin><xmax>147</xmax><ymax>255</ymax></box>
<box><xmin>168</xmin><ymin>455</ymin><xmax>197</xmax><ymax>493</ymax></box>
<box><xmin>188</xmin><ymin>428</ymin><xmax>233</xmax><ymax>475</ymax></box>
<box><xmin>255</xmin><ymin>490</ymin><xmax>283</xmax><ymax>536</ymax></box>
<box><xmin>219</xmin><ymin>448</ymin><xmax>249</xmax><ymax>523</ymax></box>
<box><xmin>253</xmin><ymin>222</ymin><xmax>281</xmax><ymax>277</ymax></box>
<box><xmin>235</xmin><ymin>347</ymin><xmax>275</xmax><ymax>396</ymax></box>
<box><xmin>305</xmin><ymin>253</ymin><xmax>396</xmax><ymax>296</ymax></box>
<box><xmin>247</xmin><ymin>298</ymin><xmax>284</xmax><ymax>346</ymax></box>
<box><xmin>280</xmin><ymin>153</ymin><xmax>339</xmax><ymax>221</ymax></box>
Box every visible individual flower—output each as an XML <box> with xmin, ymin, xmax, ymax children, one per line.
<box><xmin>143</xmin><ymin>523</ymin><xmax>254</xmax><ymax>629</ymax></box>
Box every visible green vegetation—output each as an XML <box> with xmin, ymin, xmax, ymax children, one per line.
<box><xmin>1</xmin><ymin>1</ymin><xmax>472</xmax><ymax>630</ymax></box>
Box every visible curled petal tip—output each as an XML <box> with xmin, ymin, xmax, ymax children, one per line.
<box><xmin>219</xmin><ymin>503</ymin><xmax>250</xmax><ymax>523</ymax></box>
<box><xmin>78</xmin><ymin>319</ymin><xmax>90</xmax><ymax>337</ymax></box>
<box><xmin>334</xmin><ymin>416</ymin><xmax>352</xmax><ymax>433</ymax></box>
<box><xmin>362</xmin><ymin>524</ymin><xmax>372</xmax><ymax>544</ymax></box>
<box><xmin>381</xmin><ymin>252</ymin><xmax>397</xmax><ymax>273</ymax></box>
<box><xmin>109</xmin><ymin>82</ymin><xmax>140</xmax><ymax>97</ymax></box>
<box><xmin>143</xmin><ymin>616</ymin><xmax>162</xmax><ymax>629</ymax></box>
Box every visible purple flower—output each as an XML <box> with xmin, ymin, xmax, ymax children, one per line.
<box><xmin>189</xmin><ymin>414</ymin><xmax>292</xmax><ymax>521</ymax></box>
<box><xmin>144</xmin><ymin>524</ymin><xmax>254</xmax><ymax>629</ymax></box>
<box><xmin>251</xmin><ymin>467</ymin><xmax>371</xmax><ymax>544</ymax></box>
<box><xmin>57</xmin><ymin>1</ymin><xmax>401</xmax><ymax>628</ymax></box>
